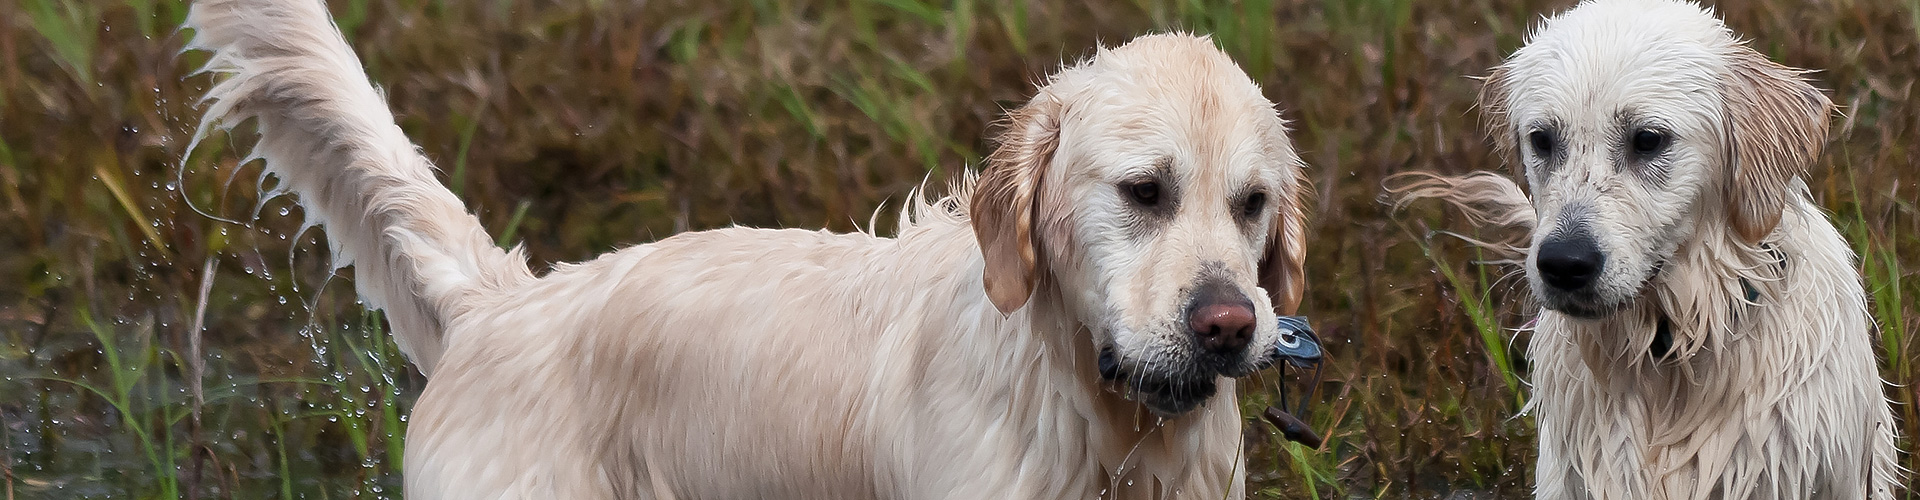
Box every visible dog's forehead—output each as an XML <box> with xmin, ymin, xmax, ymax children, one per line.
<box><xmin>1530</xmin><ymin>0</ymin><xmax>1728</xmax><ymax>47</ymax></box>
<box><xmin>1065</xmin><ymin>108</ymin><xmax>1288</xmax><ymax>189</ymax></box>
<box><xmin>1505</xmin><ymin>0</ymin><xmax>1732</xmax><ymax>125</ymax></box>
<box><xmin>1051</xmin><ymin>37</ymin><xmax>1292</xmax><ymax>182</ymax></box>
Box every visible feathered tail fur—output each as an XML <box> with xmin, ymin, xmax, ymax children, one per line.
<box><xmin>185</xmin><ymin>0</ymin><xmax>533</xmax><ymax>375</ymax></box>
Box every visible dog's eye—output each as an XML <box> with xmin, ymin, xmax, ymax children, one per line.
<box><xmin>1632</xmin><ymin>129</ymin><xmax>1667</xmax><ymax>155</ymax></box>
<box><xmin>1242</xmin><ymin>192</ymin><xmax>1267</xmax><ymax>218</ymax></box>
<box><xmin>1126</xmin><ymin>181</ymin><xmax>1161</xmax><ymax>207</ymax></box>
<box><xmin>1528</xmin><ymin>130</ymin><xmax>1555</xmax><ymax>157</ymax></box>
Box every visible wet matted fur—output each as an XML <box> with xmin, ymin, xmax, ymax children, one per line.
<box><xmin>1388</xmin><ymin>0</ymin><xmax>1901</xmax><ymax>498</ymax></box>
<box><xmin>182</xmin><ymin>0</ymin><xmax>1313</xmax><ymax>497</ymax></box>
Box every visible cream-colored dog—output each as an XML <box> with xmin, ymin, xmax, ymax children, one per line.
<box><xmin>185</xmin><ymin>0</ymin><xmax>1314</xmax><ymax>497</ymax></box>
<box><xmin>1391</xmin><ymin>0</ymin><xmax>1901</xmax><ymax>498</ymax></box>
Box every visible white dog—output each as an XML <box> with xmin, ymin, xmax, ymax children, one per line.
<box><xmin>184</xmin><ymin>0</ymin><xmax>1317</xmax><ymax>497</ymax></box>
<box><xmin>1391</xmin><ymin>1</ymin><xmax>1900</xmax><ymax>498</ymax></box>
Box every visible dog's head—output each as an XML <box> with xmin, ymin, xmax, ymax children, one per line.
<box><xmin>969</xmin><ymin>34</ymin><xmax>1309</xmax><ymax>416</ymax></box>
<box><xmin>1481</xmin><ymin>0</ymin><xmax>1830</xmax><ymax>318</ymax></box>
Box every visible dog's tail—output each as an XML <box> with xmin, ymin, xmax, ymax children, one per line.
<box><xmin>185</xmin><ymin>0</ymin><xmax>533</xmax><ymax>375</ymax></box>
<box><xmin>1383</xmin><ymin>170</ymin><xmax>1537</xmax><ymax>258</ymax></box>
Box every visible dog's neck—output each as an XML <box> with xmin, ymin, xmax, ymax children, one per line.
<box><xmin>903</xmin><ymin>221</ymin><xmax>1240</xmax><ymax>497</ymax></box>
<box><xmin>1554</xmin><ymin>197</ymin><xmax>1796</xmax><ymax>373</ymax></box>
<box><xmin>1553</xmin><ymin>200</ymin><xmax>1810</xmax><ymax>423</ymax></box>
<box><xmin>1646</xmin><ymin>223</ymin><xmax>1789</xmax><ymax>361</ymax></box>
<box><xmin>1016</xmin><ymin>285</ymin><xmax>1244</xmax><ymax>497</ymax></box>
<box><xmin>998</xmin><ymin>278</ymin><xmax>1236</xmax><ymax>486</ymax></box>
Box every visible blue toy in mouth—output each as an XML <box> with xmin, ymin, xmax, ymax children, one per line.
<box><xmin>1273</xmin><ymin>315</ymin><xmax>1322</xmax><ymax>368</ymax></box>
<box><xmin>1094</xmin><ymin>316</ymin><xmax>1322</xmax><ymax>379</ymax></box>
<box><xmin>1264</xmin><ymin>315</ymin><xmax>1326</xmax><ymax>449</ymax></box>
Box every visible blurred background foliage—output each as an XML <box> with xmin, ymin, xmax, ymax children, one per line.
<box><xmin>0</xmin><ymin>0</ymin><xmax>1915</xmax><ymax>497</ymax></box>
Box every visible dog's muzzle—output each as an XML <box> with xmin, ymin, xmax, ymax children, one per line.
<box><xmin>1097</xmin><ymin>316</ymin><xmax>1327</xmax><ymax>418</ymax></box>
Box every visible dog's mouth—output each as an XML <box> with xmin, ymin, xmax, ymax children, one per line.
<box><xmin>1098</xmin><ymin>317</ymin><xmax>1323</xmax><ymax>417</ymax></box>
<box><xmin>1097</xmin><ymin>353</ymin><xmax>1221</xmax><ymax>416</ymax></box>
<box><xmin>1542</xmin><ymin>260</ymin><xmax>1666</xmax><ymax>320</ymax></box>
<box><xmin>1542</xmin><ymin>292</ymin><xmax>1628</xmax><ymax>319</ymax></box>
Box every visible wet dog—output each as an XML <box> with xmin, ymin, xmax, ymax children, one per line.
<box><xmin>184</xmin><ymin>0</ymin><xmax>1316</xmax><ymax>497</ymax></box>
<box><xmin>1391</xmin><ymin>0</ymin><xmax>1901</xmax><ymax>497</ymax></box>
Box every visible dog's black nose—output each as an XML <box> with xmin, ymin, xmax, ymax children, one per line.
<box><xmin>1536</xmin><ymin>236</ymin><xmax>1604</xmax><ymax>291</ymax></box>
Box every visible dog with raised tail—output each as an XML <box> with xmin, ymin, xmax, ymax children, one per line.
<box><xmin>1389</xmin><ymin>0</ymin><xmax>1902</xmax><ymax>498</ymax></box>
<box><xmin>182</xmin><ymin>0</ymin><xmax>1321</xmax><ymax>497</ymax></box>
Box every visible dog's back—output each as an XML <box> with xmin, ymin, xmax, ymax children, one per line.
<box><xmin>405</xmin><ymin>227</ymin><xmax>918</xmax><ymax>498</ymax></box>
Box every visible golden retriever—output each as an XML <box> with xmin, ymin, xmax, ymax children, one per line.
<box><xmin>183</xmin><ymin>0</ymin><xmax>1316</xmax><ymax>497</ymax></box>
<box><xmin>1390</xmin><ymin>0</ymin><xmax>1901</xmax><ymax>498</ymax></box>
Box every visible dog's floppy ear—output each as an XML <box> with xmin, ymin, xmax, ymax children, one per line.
<box><xmin>1721</xmin><ymin>47</ymin><xmax>1832</xmax><ymax>243</ymax></box>
<box><xmin>1259</xmin><ymin>176</ymin><xmax>1308</xmax><ymax>315</ymax></box>
<box><xmin>1478</xmin><ymin>65</ymin><xmax>1519</xmax><ymax>173</ymax></box>
<box><xmin>971</xmin><ymin>95</ymin><xmax>1062</xmax><ymax>314</ymax></box>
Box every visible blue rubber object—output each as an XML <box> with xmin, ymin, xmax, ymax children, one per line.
<box><xmin>1273</xmin><ymin>315</ymin><xmax>1322</xmax><ymax>368</ymax></box>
